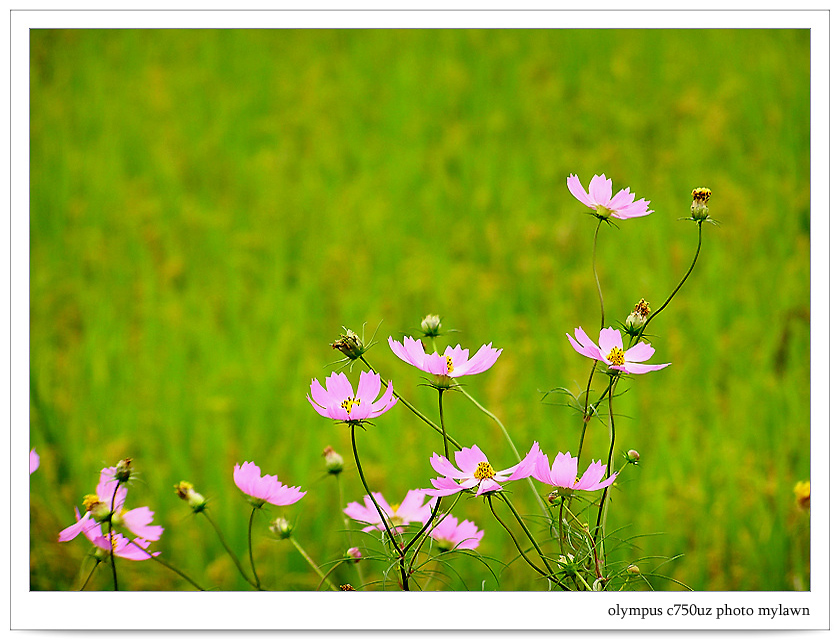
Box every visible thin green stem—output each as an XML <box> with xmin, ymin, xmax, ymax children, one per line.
<box><xmin>593</xmin><ymin>218</ymin><xmax>605</xmax><ymax>330</ymax></box>
<box><xmin>594</xmin><ymin>376</ymin><xmax>618</xmax><ymax>569</ymax></box>
<box><xmin>201</xmin><ymin>510</ymin><xmax>259</xmax><ymax>589</ymax></box>
<box><xmin>350</xmin><ymin>423</ymin><xmax>408</xmax><ymax>590</ymax></box>
<box><xmin>438</xmin><ymin>389</ymin><xmax>449</xmax><ymax>461</ymax></box>
<box><xmin>487</xmin><ymin>496</ymin><xmax>552</xmax><ymax>582</ymax></box>
<box><xmin>576</xmin><ymin>360</ymin><xmax>599</xmax><ymax>467</ymax></box>
<box><xmin>78</xmin><ymin>559</ymin><xmax>99</xmax><ymax>591</ymax></box>
<box><xmin>458</xmin><ymin>387</ymin><xmax>549</xmax><ymax>520</ymax></box>
<box><xmin>127</xmin><ymin>540</ymin><xmax>206</xmax><ymax>591</ymax></box>
<box><xmin>334</xmin><ymin>474</ymin><xmax>366</xmax><ymax>587</ymax></box>
<box><xmin>290</xmin><ymin>536</ymin><xmax>340</xmax><ymax>591</ymax></box>
<box><xmin>563</xmin><ymin>504</ymin><xmax>604</xmax><ymax>580</ymax></box>
<box><xmin>107</xmin><ymin>482</ymin><xmax>120</xmax><ymax>591</ymax></box>
<box><xmin>499</xmin><ymin>492</ymin><xmax>556</xmax><ymax>581</ymax></box>
<box><xmin>248</xmin><ymin>507</ymin><xmax>262</xmax><ymax>590</ymax></box>
<box><xmin>361</xmin><ymin>355</ymin><xmax>460</xmax><ymax>449</ymax></box>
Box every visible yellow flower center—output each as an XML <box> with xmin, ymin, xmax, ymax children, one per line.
<box><xmin>445</xmin><ymin>355</ymin><xmax>454</xmax><ymax>374</ymax></box>
<box><xmin>340</xmin><ymin>397</ymin><xmax>361</xmax><ymax>415</ymax></box>
<box><xmin>474</xmin><ymin>461</ymin><xmax>496</xmax><ymax>481</ymax></box>
<box><xmin>83</xmin><ymin>494</ymin><xmax>101</xmax><ymax>512</ymax></box>
<box><xmin>633</xmin><ymin>298</ymin><xmax>651</xmax><ymax>317</ymax></box>
<box><xmin>607</xmin><ymin>347</ymin><xmax>625</xmax><ymax>366</ymax></box>
<box><xmin>692</xmin><ymin>187</ymin><xmax>712</xmax><ymax>204</ymax></box>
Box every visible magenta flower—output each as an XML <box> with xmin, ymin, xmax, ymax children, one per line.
<box><xmin>61</xmin><ymin>507</ymin><xmax>158</xmax><ymax>561</ymax></box>
<box><xmin>431</xmin><ymin>515</ymin><xmax>484</xmax><ymax>551</ymax></box>
<box><xmin>30</xmin><ymin>448</ymin><xmax>39</xmax><ymax>475</ymax></box>
<box><xmin>567</xmin><ymin>174</ymin><xmax>653</xmax><ymax>220</ymax></box>
<box><xmin>427</xmin><ymin>443</ymin><xmax>541</xmax><ymax>497</ymax></box>
<box><xmin>308</xmin><ymin>371</ymin><xmax>397</xmax><ymax>422</ymax></box>
<box><xmin>530</xmin><ymin>449</ymin><xmax>617</xmax><ymax>496</ymax></box>
<box><xmin>233</xmin><ymin>461</ymin><xmax>306</xmax><ymax>508</ymax></box>
<box><xmin>344</xmin><ymin>489</ymin><xmax>433</xmax><ymax>532</ymax></box>
<box><xmin>567</xmin><ymin>326</ymin><xmax>669</xmax><ymax>374</ymax></box>
<box><xmin>58</xmin><ymin>467</ymin><xmax>163</xmax><ymax>543</ymax></box>
<box><xmin>388</xmin><ymin>336</ymin><xmax>502</xmax><ymax>381</ymax></box>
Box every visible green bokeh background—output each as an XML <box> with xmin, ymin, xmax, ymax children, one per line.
<box><xmin>30</xmin><ymin>29</ymin><xmax>810</xmax><ymax>591</ymax></box>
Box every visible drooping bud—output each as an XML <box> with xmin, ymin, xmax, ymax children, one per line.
<box><xmin>322</xmin><ymin>446</ymin><xmax>344</xmax><ymax>475</ymax></box>
<box><xmin>690</xmin><ymin>187</ymin><xmax>712</xmax><ymax>221</ymax></box>
<box><xmin>114</xmin><ymin>458</ymin><xmax>133</xmax><ymax>483</ymax></box>
<box><xmin>627</xmin><ymin>564</ymin><xmax>641</xmax><ymax>575</ymax></box>
<box><xmin>330</xmin><ymin>327</ymin><xmax>366</xmax><ymax>360</ymax></box>
<box><xmin>174</xmin><ymin>481</ymin><xmax>207</xmax><ymax>513</ymax></box>
<box><xmin>270</xmin><ymin>517</ymin><xmax>293</xmax><ymax>540</ymax></box>
<box><xmin>345</xmin><ymin>547</ymin><xmax>362</xmax><ymax>564</ymax></box>
<box><xmin>626</xmin><ymin>449</ymin><xmax>640</xmax><ymax>464</ymax></box>
<box><xmin>420</xmin><ymin>314</ymin><xmax>443</xmax><ymax>338</ymax></box>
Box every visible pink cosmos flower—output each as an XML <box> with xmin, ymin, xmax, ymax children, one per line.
<box><xmin>30</xmin><ymin>448</ymin><xmax>39</xmax><ymax>474</ymax></box>
<box><xmin>61</xmin><ymin>507</ymin><xmax>158</xmax><ymax>561</ymax></box>
<box><xmin>308</xmin><ymin>371</ymin><xmax>397</xmax><ymax>422</ymax></box>
<box><xmin>427</xmin><ymin>443</ymin><xmax>541</xmax><ymax>497</ymax></box>
<box><xmin>388</xmin><ymin>336</ymin><xmax>502</xmax><ymax>379</ymax></box>
<box><xmin>344</xmin><ymin>489</ymin><xmax>433</xmax><ymax>532</ymax></box>
<box><xmin>431</xmin><ymin>515</ymin><xmax>484</xmax><ymax>551</ymax></box>
<box><xmin>567</xmin><ymin>326</ymin><xmax>669</xmax><ymax>375</ymax></box>
<box><xmin>233</xmin><ymin>461</ymin><xmax>306</xmax><ymax>507</ymax></box>
<box><xmin>567</xmin><ymin>174</ymin><xmax>653</xmax><ymax>220</ymax></box>
<box><xmin>530</xmin><ymin>449</ymin><xmax>617</xmax><ymax>495</ymax></box>
<box><xmin>58</xmin><ymin>467</ymin><xmax>163</xmax><ymax>542</ymax></box>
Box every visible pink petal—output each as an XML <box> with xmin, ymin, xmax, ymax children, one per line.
<box><xmin>622</xmin><ymin>361</ymin><xmax>670</xmax><ymax>374</ymax></box>
<box><xmin>607</xmin><ymin>187</ymin><xmax>634</xmax><ymax>211</ymax></box>
<box><xmin>309</xmin><ymin>378</ymin><xmax>333</xmax><ymax>408</ymax></box>
<box><xmin>29</xmin><ymin>448</ymin><xmax>39</xmax><ymax>475</ymax></box>
<box><xmin>355</xmin><ymin>371</ymin><xmax>381</xmax><ymax>404</ymax></box>
<box><xmin>444</xmin><ymin>344</ymin><xmax>471</xmax><ymax>371</ymax></box>
<box><xmin>598</xmin><ymin>327</ymin><xmax>624</xmax><ymax>354</ymax></box>
<box><xmin>430</xmin><ymin>452</ymin><xmax>470</xmax><ymax>480</ymax></box>
<box><xmin>454</xmin><ymin>445</ymin><xmax>486</xmax><ymax>475</ymax></box>
<box><xmin>500</xmin><ymin>441</ymin><xmax>541</xmax><ymax>481</ymax></box>
<box><xmin>456</xmin><ymin>343</ymin><xmax>502</xmax><ymax>376</ymax></box>
<box><xmin>624</xmin><ymin>341</ymin><xmax>656</xmax><ymax>363</ymax></box>
<box><xmin>575</xmin><ymin>460</ymin><xmax>608</xmax><ymax>490</ymax></box>
<box><xmin>121</xmin><ymin>507</ymin><xmax>163</xmax><ymax>541</ymax></box>
<box><xmin>325</xmin><ymin>372</ymin><xmax>353</xmax><ymax>402</ymax></box>
<box><xmin>572</xmin><ymin>327</ymin><xmax>602</xmax><ymax>359</ymax></box>
<box><xmin>550</xmin><ymin>451</ymin><xmax>578</xmax><ymax>489</ymax></box>
<box><xmin>307</xmin><ymin>395</ymin><xmax>332</xmax><ymax>419</ymax></box>
<box><xmin>615</xmin><ymin>199</ymin><xmax>652</xmax><ymax>219</ymax></box>
<box><xmin>589</xmin><ymin>174</ymin><xmax>612</xmax><ymax>206</ymax></box>
<box><xmin>423</xmin><ymin>352</ymin><xmax>450</xmax><ymax>376</ymax></box>
<box><xmin>530</xmin><ymin>451</ymin><xmax>553</xmax><ymax>485</ymax></box>
<box><xmin>567</xmin><ymin>174</ymin><xmax>594</xmax><ymax>208</ymax></box>
<box><xmin>475</xmin><ymin>478</ymin><xmax>503</xmax><ymax>496</ymax></box>
<box><xmin>428</xmin><ymin>476</ymin><xmax>467</xmax><ymax>497</ymax></box>
<box><xmin>369</xmin><ymin>381</ymin><xmax>397</xmax><ymax>416</ymax></box>
<box><xmin>388</xmin><ymin>336</ymin><xmax>414</xmax><ymax>366</ymax></box>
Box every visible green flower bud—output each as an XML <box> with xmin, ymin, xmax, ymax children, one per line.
<box><xmin>626</xmin><ymin>449</ymin><xmax>640</xmax><ymax>464</ymax></box>
<box><xmin>270</xmin><ymin>517</ymin><xmax>293</xmax><ymax>540</ymax></box>
<box><xmin>114</xmin><ymin>458</ymin><xmax>133</xmax><ymax>483</ymax></box>
<box><xmin>330</xmin><ymin>328</ymin><xmax>366</xmax><ymax>360</ymax></box>
<box><xmin>420</xmin><ymin>314</ymin><xmax>443</xmax><ymax>338</ymax></box>
<box><xmin>345</xmin><ymin>547</ymin><xmax>362</xmax><ymax>563</ymax></box>
<box><xmin>322</xmin><ymin>446</ymin><xmax>344</xmax><ymax>475</ymax></box>
<box><xmin>690</xmin><ymin>187</ymin><xmax>712</xmax><ymax>221</ymax></box>
<box><xmin>627</xmin><ymin>564</ymin><xmax>641</xmax><ymax>575</ymax></box>
<box><xmin>174</xmin><ymin>481</ymin><xmax>207</xmax><ymax>513</ymax></box>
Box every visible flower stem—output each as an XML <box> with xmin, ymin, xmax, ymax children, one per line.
<box><xmin>107</xmin><ymin>482</ymin><xmax>120</xmax><ymax>591</ymax></box>
<box><xmin>592</xmin><ymin>218</ymin><xmax>605</xmax><ymax>330</ymax></box>
<box><xmin>78</xmin><ymin>559</ymin><xmax>99</xmax><ymax>591</ymax></box>
<box><xmin>349</xmin><ymin>422</ymin><xmax>408</xmax><ymax>590</ymax></box>
<box><xmin>127</xmin><ymin>540</ymin><xmax>206</xmax><ymax>590</ymax></box>
<box><xmin>487</xmin><ymin>495</ymin><xmax>553</xmax><ymax>583</ymax></box>
<box><xmin>201</xmin><ymin>510</ymin><xmax>259</xmax><ymax>589</ymax></box>
<box><xmin>334</xmin><ymin>474</ymin><xmax>365</xmax><ymax>587</ymax></box>
<box><xmin>360</xmin><ymin>355</ymin><xmax>460</xmax><ymax>450</ymax></box>
<box><xmin>498</xmin><ymin>492</ymin><xmax>557</xmax><ymax>582</ymax></box>
<box><xmin>458</xmin><ymin>387</ymin><xmax>549</xmax><ymax>520</ymax></box>
<box><xmin>248</xmin><ymin>507</ymin><xmax>262</xmax><ymax>590</ymax></box>
<box><xmin>594</xmin><ymin>376</ymin><xmax>618</xmax><ymax>569</ymax></box>
<box><xmin>290</xmin><ymin>535</ymin><xmax>340</xmax><ymax>591</ymax></box>
<box><xmin>438</xmin><ymin>389</ymin><xmax>449</xmax><ymax>461</ymax></box>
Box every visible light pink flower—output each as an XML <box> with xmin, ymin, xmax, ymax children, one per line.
<box><xmin>567</xmin><ymin>326</ymin><xmax>669</xmax><ymax>375</ymax></box>
<box><xmin>344</xmin><ymin>489</ymin><xmax>433</xmax><ymax>532</ymax></box>
<box><xmin>30</xmin><ymin>448</ymin><xmax>39</xmax><ymax>475</ymax></box>
<box><xmin>427</xmin><ymin>442</ymin><xmax>541</xmax><ymax>497</ymax></box>
<box><xmin>530</xmin><ymin>449</ymin><xmax>617</xmax><ymax>494</ymax></box>
<box><xmin>431</xmin><ymin>515</ymin><xmax>484</xmax><ymax>551</ymax></box>
<box><xmin>388</xmin><ymin>336</ymin><xmax>502</xmax><ymax>379</ymax></box>
<box><xmin>61</xmin><ymin>507</ymin><xmax>158</xmax><ymax>561</ymax></box>
<box><xmin>58</xmin><ymin>467</ymin><xmax>163</xmax><ymax>542</ymax></box>
<box><xmin>567</xmin><ymin>174</ymin><xmax>653</xmax><ymax>220</ymax></box>
<box><xmin>308</xmin><ymin>371</ymin><xmax>397</xmax><ymax>422</ymax></box>
<box><xmin>233</xmin><ymin>461</ymin><xmax>306</xmax><ymax>507</ymax></box>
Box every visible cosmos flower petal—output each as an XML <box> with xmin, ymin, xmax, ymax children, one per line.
<box><xmin>589</xmin><ymin>174</ymin><xmax>613</xmax><ymax>205</ymax></box>
<box><xmin>456</xmin><ymin>343</ymin><xmax>502</xmax><ymax>376</ymax></box>
<box><xmin>576</xmin><ymin>460</ymin><xmax>609</xmax><ymax>490</ymax></box>
<box><xmin>622</xmin><ymin>361</ymin><xmax>670</xmax><ymax>374</ymax></box>
<box><xmin>430</xmin><ymin>452</ymin><xmax>470</xmax><ymax>479</ymax></box>
<box><xmin>567</xmin><ymin>174</ymin><xmax>595</xmax><ymax>207</ymax></box>
<box><xmin>30</xmin><ymin>448</ymin><xmax>39</xmax><ymax>475</ymax></box>
<box><xmin>355</xmin><ymin>370</ymin><xmax>382</xmax><ymax>403</ymax></box>
<box><xmin>428</xmin><ymin>476</ymin><xmax>468</xmax><ymax>497</ymax></box>
<box><xmin>454</xmin><ymin>445</ymin><xmax>487</xmax><ymax>474</ymax></box>
<box><xmin>475</xmin><ymin>478</ymin><xmax>503</xmax><ymax>496</ymax></box>
<box><xmin>624</xmin><ymin>341</ymin><xmax>656</xmax><ymax>363</ymax></box>
<box><xmin>325</xmin><ymin>372</ymin><xmax>354</xmax><ymax>402</ymax></box>
<box><xmin>550</xmin><ymin>451</ymin><xmax>578</xmax><ymax>488</ymax></box>
<box><xmin>598</xmin><ymin>327</ymin><xmax>624</xmax><ymax>354</ymax></box>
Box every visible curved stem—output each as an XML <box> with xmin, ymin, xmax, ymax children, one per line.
<box><xmin>576</xmin><ymin>361</ymin><xmax>599</xmax><ymax>467</ymax></box>
<box><xmin>487</xmin><ymin>496</ymin><xmax>552</xmax><ymax>582</ymax></box>
<box><xmin>361</xmin><ymin>355</ymin><xmax>460</xmax><ymax>449</ymax></box>
<box><xmin>201</xmin><ymin>510</ymin><xmax>259</xmax><ymax>589</ymax></box>
<box><xmin>458</xmin><ymin>387</ymin><xmax>549</xmax><ymax>520</ymax></box>
<box><xmin>498</xmin><ymin>492</ymin><xmax>557</xmax><ymax>581</ymax></box>
<box><xmin>107</xmin><ymin>483</ymin><xmax>120</xmax><ymax>591</ymax></box>
<box><xmin>290</xmin><ymin>536</ymin><xmax>340</xmax><ymax>591</ymax></box>
<box><xmin>562</xmin><ymin>504</ymin><xmax>604</xmax><ymax>581</ymax></box>
<box><xmin>349</xmin><ymin>423</ymin><xmax>408</xmax><ymax>590</ymax></box>
<box><xmin>127</xmin><ymin>540</ymin><xmax>206</xmax><ymax>591</ymax></box>
<box><xmin>592</xmin><ymin>218</ymin><xmax>605</xmax><ymax>330</ymax></box>
<box><xmin>248</xmin><ymin>507</ymin><xmax>262</xmax><ymax>590</ymax></box>
<box><xmin>78</xmin><ymin>559</ymin><xmax>99</xmax><ymax>591</ymax></box>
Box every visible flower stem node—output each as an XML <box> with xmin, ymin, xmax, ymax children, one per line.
<box><xmin>174</xmin><ymin>481</ymin><xmax>208</xmax><ymax>513</ymax></box>
<box><xmin>420</xmin><ymin>314</ymin><xmax>443</xmax><ymax>338</ymax></box>
<box><xmin>322</xmin><ymin>446</ymin><xmax>345</xmax><ymax>475</ymax></box>
<box><xmin>270</xmin><ymin>517</ymin><xmax>294</xmax><ymax>540</ymax></box>
<box><xmin>114</xmin><ymin>458</ymin><xmax>133</xmax><ymax>483</ymax></box>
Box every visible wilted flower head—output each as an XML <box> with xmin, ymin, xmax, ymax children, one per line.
<box><xmin>625</xmin><ymin>298</ymin><xmax>651</xmax><ymax>334</ymax></box>
<box><xmin>794</xmin><ymin>480</ymin><xmax>810</xmax><ymax>511</ymax></box>
<box><xmin>308</xmin><ymin>371</ymin><xmax>397</xmax><ymax>423</ymax></box>
<box><xmin>567</xmin><ymin>326</ymin><xmax>670</xmax><ymax>375</ymax></box>
<box><xmin>690</xmin><ymin>187</ymin><xmax>712</xmax><ymax>220</ymax></box>
<box><xmin>233</xmin><ymin>462</ymin><xmax>306</xmax><ymax>508</ymax></box>
<box><xmin>427</xmin><ymin>443</ymin><xmax>540</xmax><ymax>497</ymax></box>
<box><xmin>29</xmin><ymin>448</ymin><xmax>39</xmax><ymax>475</ymax></box>
<box><xmin>344</xmin><ymin>489</ymin><xmax>433</xmax><ymax>533</ymax></box>
<box><xmin>388</xmin><ymin>335</ymin><xmax>502</xmax><ymax>389</ymax></box>
<box><xmin>431</xmin><ymin>515</ymin><xmax>484</xmax><ymax>552</ymax></box>
<box><xmin>174</xmin><ymin>481</ymin><xmax>207</xmax><ymax>512</ymax></box>
<box><xmin>567</xmin><ymin>174</ymin><xmax>653</xmax><ymax>220</ymax></box>
<box><xmin>530</xmin><ymin>449</ymin><xmax>617</xmax><ymax>497</ymax></box>
<box><xmin>330</xmin><ymin>327</ymin><xmax>367</xmax><ymax>360</ymax></box>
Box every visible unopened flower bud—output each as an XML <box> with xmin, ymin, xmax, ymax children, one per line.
<box><xmin>114</xmin><ymin>458</ymin><xmax>133</xmax><ymax>483</ymax></box>
<box><xmin>592</xmin><ymin>578</ymin><xmax>605</xmax><ymax>591</ymax></box>
<box><xmin>627</xmin><ymin>564</ymin><xmax>641</xmax><ymax>575</ymax></box>
<box><xmin>420</xmin><ymin>314</ymin><xmax>442</xmax><ymax>338</ymax></box>
<box><xmin>345</xmin><ymin>547</ymin><xmax>362</xmax><ymax>563</ymax></box>
<box><xmin>626</xmin><ymin>449</ymin><xmax>640</xmax><ymax>464</ymax></box>
<box><xmin>690</xmin><ymin>187</ymin><xmax>712</xmax><ymax>221</ymax></box>
<box><xmin>625</xmin><ymin>298</ymin><xmax>651</xmax><ymax>335</ymax></box>
<box><xmin>330</xmin><ymin>327</ymin><xmax>366</xmax><ymax>360</ymax></box>
<box><xmin>270</xmin><ymin>517</ymin><xmax>293</xmax><ymax>539</ymax></box>
<box><xmin>174</xmin><ymin>481</ymin><xmax>207</xmax><ymax>513</ymax></box>
<box><xmin>322</xmin><ymin>446</ymin><xmax>344</xmax><ymax>475</ymax></box>
<box><xmin>794</xmin><ymin>480</ymin><xmax>810</xmax><ymax>511</ymax></box>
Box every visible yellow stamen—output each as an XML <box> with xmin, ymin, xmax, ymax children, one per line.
<box><xmin>474</xmin><ymin>461</ymin><xmax>496</xmax><ymax>481</ymax></box>
<box><xmin>607</xmin><ymin>346</ymin><xmax>625</xmax><ymax>366</ymax></box>
<box><xmin>445</xmin><ymin>355</ymin><xmax>454</xmax><ymax>374</ymax></box>
<box><xmin>340</xmin><ymin>397</ymin><xmax>361</xmax><ymax>415</ymax></box>
<box><xmin>82</xmin><ymin>494</ymin><xmax>101</xmax><ymax>512</ymax></box>
<box><xmin>692</xmin><ymin>187</ymin><xmax>712</xmax><ymax>204</ymax></box>
<box><xmin>633</xmin><ymin>298</ymin><xmax>651</xmax><ymax>317</ymax></box>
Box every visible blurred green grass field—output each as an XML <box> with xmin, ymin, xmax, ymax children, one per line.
<box><xmin>29</xmin><ymin>29</ymin><xmax>810</xmax><ymax>591</ymax></box>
